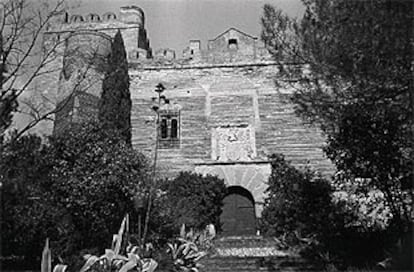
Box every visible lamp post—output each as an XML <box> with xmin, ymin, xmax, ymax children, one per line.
<box><xmin>142</xmin><ymin>83</ymin><xmax>166</xmax><ymax>245</ymax></box>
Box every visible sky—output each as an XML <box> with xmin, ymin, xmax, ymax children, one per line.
<box><xmin>72</xmin><ymin>0</ymin><xmax>305</xmax><ymax>53</ymax></box>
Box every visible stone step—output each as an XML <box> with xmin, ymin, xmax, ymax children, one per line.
<box><xmin>200</xmin><ymin>256</ymin><xmax>318</xmax><ymax>272</ymax></box>
<box><xmin>213</xmin><ymin>235</ymin><xmax>288</xmax><ymax>250</ymax></box>
<box><xmin>199</xmin><ymin>236</ymin><xmax>319</xmax><ymax>272</ymax></box>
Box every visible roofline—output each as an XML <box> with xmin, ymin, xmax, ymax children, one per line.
<box><xmin>208</xmin><ymin>27</ymin><xmax>258</xmax><ymax>42</ymax></box>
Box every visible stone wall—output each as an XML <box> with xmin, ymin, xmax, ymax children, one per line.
<box><xmin>130</xmin><ymin>63</ymin><xmax>332</xmax><ymax>173</ymax></box>
<box><xmin>129</xmin><ymin>62</ymin><xmax>334</xmax><ymax>215</ymax></box>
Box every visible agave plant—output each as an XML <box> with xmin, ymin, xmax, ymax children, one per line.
<box><xmin>167</xmin><ymin>224</ymin><xmax>216</xmax><ymax>272</ymax></box>
<box><xmin>80</xmin><ymin>214</ymin><xmax>158</xmax><ymax>272</ymax></box>
<box><xmin>41</xmin><ymin>238</ymin><xmax>68</xmax><ymax>272</ymax></box>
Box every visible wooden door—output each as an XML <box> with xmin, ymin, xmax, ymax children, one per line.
<box><xmin>221</xmin><ymin>186</ymin><xmax>256</xmax><ymax>236</ymax></box>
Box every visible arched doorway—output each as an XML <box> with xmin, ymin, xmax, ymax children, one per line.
<box><xmin>221</xmin><ymin>186</ymin><xmax>256</xmax><ymax>236</ymax></box>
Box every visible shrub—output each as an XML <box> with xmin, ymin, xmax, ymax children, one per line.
<box><xmin>260</xmin><ymin>154</ymin><xmax>403</xmax><ymax>269</ymax></box>
<box><xmin>159</xmin><ymin>172</ymin><xmax>227</xmax><ymax>233</ymax></box>
<box><xmin>1</xmin><ymin>121</ymin><xmax>151</xmax><ymax>269</ymax></box>
<box><xmin>331</xmin><ymin>171</ymin><xmax>393</xmax><ymax>232</ymax></box>
<box><xmin>0</xmin><ymin>133</ymin><xmax>64</xmax><ymax>268</ymax></box>
<box><xmin>166</xmin><ymin>224</ymin><xmax>214</xmax><ymax>272</ymax></box>
<box><xmin>46</xmin><ymin>121</ymin><xmax>151</xmax><ymax>263</ymax></box>
<box><xmin>260</xmin><ymin>154</ymin><xmax>334</xmax><ymax>238</ymax></box>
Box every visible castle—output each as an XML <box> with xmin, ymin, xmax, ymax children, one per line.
<box><xmin>39</xmin><ymin>6</ymin><xmax>333</xmax><ymax>235</ymax></box>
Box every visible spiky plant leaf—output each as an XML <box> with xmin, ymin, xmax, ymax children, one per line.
<box><xmin>79</xmin><ymin>255</ymin><xmax>99</xmax><ymax>272</ymax></box>
<box><xmin>118</xmin><ymin>260</ymin><xmax>136</xmax><ymax>272</ymax></box>
<box><xmin>41</xmin><ymin>238</ymin><xmax>51</xmax><ymax>272</ymax></box>
<box><xmin>142</xmin><ymin>259</ymin><xmax>158</xmax><ymax>272</ymax></box>
<box><xmin>52</xmin><ymin>264</ymin><xmax>68</xmax><ymax>272</ymax></box>
<box><xmin>180</xmin><ymin>224</ymin><xmax>186</xmax><ymax>238</ymax></box>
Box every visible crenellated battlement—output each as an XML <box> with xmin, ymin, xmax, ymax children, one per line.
<box><xmin>128</xmin><ymin>27</ymin><xmax>273</xmax><ymax>66</ymax></box>
<box><xmin>47</xmin><ymin>5</ymin><xmax>145</xmax><ymax>30</ymax></box>
<box><xmin>44</xmin><ymin>6</ymin><xmax>152</xmax><ymax>61</ymax></box>
<box><xmin>45</xmin><ymin>6</ymin><xmax>273</xmax><ymax>66</ymax></box>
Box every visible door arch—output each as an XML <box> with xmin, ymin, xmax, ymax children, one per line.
<box><xmin>221</xmin><ymin>186</ymin><xmax>256</xmax><ymax>236</ymax></box>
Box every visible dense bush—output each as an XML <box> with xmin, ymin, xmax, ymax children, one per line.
<box><xmin>331</xmin><ymin>171</ymin><xmax>393</xmax><ymax>232</ymax></box>
<box><xmin>260</xmin><ymin>154</ymin><xmax>406</xmax><ymax>269</ymax></box>
<box><xmin>158</xmin><ymin>172</ymin><xmax>227</xmax><ymax>233</ymax></box>
<box><xmin>0</xmin><ymin>133</ymin><xmax>63</xmax><ymax>268</ymax></box>
<box><xmin>261</xmin><ymin>154</ymin><xmax>335</xmax><ymax>238</ymax></box>
<box><xmin>1</xmin><ymin>121</ymin><xmax>151</xmax><ymax>269</ymax></box>
<box><xmin>46</xmin><ymin>121</ymin><xmax>151</xmax><ymax>260</ymax></box>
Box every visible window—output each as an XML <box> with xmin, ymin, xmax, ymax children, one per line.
<box><xmin>160</xmin><ymin>119</ymin><xmax>168</xmax><ymax>138</ymax></box>
<box><xmin>171</xmin><ymin>119</ymin><xmax>178</xmax><ymax>138</ymax></box>
<box><xmin>228</xmin><ymin>38</ymin><xmax>238</xmax><ymax>50</ymax></box>
<box><xmin>158</xmin><ymin>111</ymin><xmax>180</xmax><ymax>149</ymax></box>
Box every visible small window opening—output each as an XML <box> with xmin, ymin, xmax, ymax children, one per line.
<box><xmin>160</xmin><ymin>118</ymin><xmax>168</xmax><ymax>138</ymax></box>
<box><xmin>171</xmin><ymin>119</ymin><xmax>178</xmax><ymax>138</ymax></box>
<box><xmin>228</xmin><ymin>38</ymin><xmax>238</xmax><ymax>49</ymax></box>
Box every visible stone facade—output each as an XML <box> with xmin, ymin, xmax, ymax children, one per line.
<box><xmin>42</xmin><ymin>6</ymin><xmax>334</xmax><ymax>219</ymax></box>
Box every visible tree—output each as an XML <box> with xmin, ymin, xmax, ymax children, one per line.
<box><xmin>0</xmin><ymin>0</ymin><xmax>67</xmax><ymax>139</ymax></box>
<box><xmin>261</xmin><ymin>0</ymin><xmax>413</xmax><ymax>228</ymax></box>
<box><xmin>0</xmin><ymin>121</ymin><xmax>151</xmax><ymax>269</ymax></box>
<box><xmin>0</xmin><ymin>34</ymin><xmax>18</xmax><ymax>138</ymax></box>
<box><xmin>99</xmin><ymin>30</ymin><xmax>132</xmax><ymax>145</ymax></box>
<box><xmin>261</xmin><ymin>154</ymin><xmax>334</xmax><ymax>238</ymax></box>
<box><xmin>46</xmin><ymin>121</ymin><xmax>149</xmax><ymax>257</ymax></box>
<box><xmin>0</xmin><ymin>133</ymin><xmax>65</xmax><ymax>269</ymax></box>
<box><xmin>261</xmin><ymin>154</ymin><xmax>397</xmax><ymax>268</ymax></box>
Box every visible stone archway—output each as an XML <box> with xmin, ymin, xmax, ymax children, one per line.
<box><xmin>195</xmin><ymin>163</ymin><xmax>271</xmax><ymax>217</ymax></box>
<box><xmin>221</xmin><ymin>186</ymin><xmax>256</xmax><ymax>236</ymax></box>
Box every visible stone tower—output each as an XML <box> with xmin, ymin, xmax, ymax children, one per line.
<box><xmin>53</xmin><ymin>31</ymin><xmax>112</xmax><ymax>134</ymax></box>
<box><xmin>38</xmin><ymin>6</ymin><xmax>152</xmax><ymax>135</ymax></box>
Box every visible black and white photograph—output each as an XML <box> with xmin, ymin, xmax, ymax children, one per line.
<box><xmin>0</xmin><ymin>0</ymin><xmax>412</xmax><ymax>271</ymax></box>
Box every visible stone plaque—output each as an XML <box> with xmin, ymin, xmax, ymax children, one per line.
<box><xmin>211</xmin><ymin>125</ymin><xmax>256</xmax><ymax>161</ymax></box>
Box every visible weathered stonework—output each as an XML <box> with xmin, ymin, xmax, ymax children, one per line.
<box><xmin>195</xmin><ymin>163</ymin><xmax>271</xmax><ymax>216</ymax></box>
<box><xmin>40</xmin><ymin>6</ymin><xmax>335</xmax><ymax>220</ymax></box>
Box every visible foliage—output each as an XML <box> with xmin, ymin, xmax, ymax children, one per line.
<box><xmin>261</xmin><ymin>154</ymin><xmax>408</xmax><ymax>269</ymax></box>
<box><xmin>261</xmin><ymin>0</ymin><xmax>412</xmax><ymax>228</ymax></box>
<box><xmin>331</xmin><ymin>171</ymin><xmax>393</xmax><ymax>232</ymax></box>
<box><xmin>41</xmin><ymin>238</ymin><xmax>68</xmax><ymax>272</ymax></box>
<box><xmin>159</xmin><ymin>172</ymin><xmax>227</xmax><ymax>232</ymax></box>
<box><xmin>261</xmin><ymin>154</ymin><xmax>334</xmax><ymax>238</ymax></box>
<box><xmin>45</xmin><ymin>120</ymin><xmax>150</xmax><ymax>261</ymax></box>
<box><xmin>323</xmin><ymin>103</ymin><xmax>412</xmax><ymax>226</ymax></box>
<box><xmin>166</xmin><ymin>224</ymin><xmax>214</xmax><ymax>272</ymax></box>
<box><xmin>0</xmin><ymin>133</ymin><xmax>65</xmax><ymax>268</ymax></box>
<box><xmin>1</xmin><ymin>120</ymin><xmax>151</xmax><ymax>269</ymax></box>
<box><xmin>79</xmin><ymin>215</ymin><xmax>158</xmax><ymax>272</ymax></box>
<box><xmin>99</xmin><ymin>30</ymin><xmax>132</xmax><ymax>145</ymax></box>
<box><xmin>38</xmin><ymin>216</ymin><xmax>156</xmax><ymax>272</ymax></box>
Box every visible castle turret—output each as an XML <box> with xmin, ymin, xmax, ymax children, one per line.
<box><xmin>119</xmin><ymin>6</ymin><xmax>145</xmax><ymax>27</ymax></box>
<box><xmin>53</xmin><ymin>31</ymin><xmax>112</xmax><ymax>134</ymax></box>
